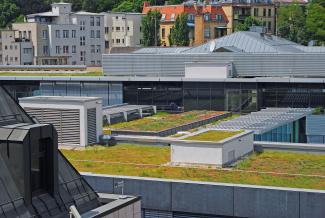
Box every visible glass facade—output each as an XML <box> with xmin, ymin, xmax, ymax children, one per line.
<box><xmin>39</xmin><ymin>81</ymin><xmax>123</xmax><ymax>106</ymax></box>
<box><xmin>254</xmin><ymin>119</ymin><xmax>306</xmax><ymax>143</ymax></box>
<box><xmin>2</xmin><ymin>80</ymin><xmax>325</xmax><ymax>113</ymax></box>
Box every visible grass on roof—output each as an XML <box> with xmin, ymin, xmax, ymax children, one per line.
<box><xmin>105</xmin><ymin>111</ymin><xmax>225</xmax><ymax>132</ymax></box>
<box><xmin>185</xmin><ymin>130</ymin><xmax>242</xmax><ymax>142</ymax></box>
<box><xmin>61</xmin><ymin>144</ymin><xmax>325</xmax><ymax>190</ymax></box>
<box><xmin>0</xmin><ymin>71</ymin><xmax>103</xmax><ymax>77</ymax></box>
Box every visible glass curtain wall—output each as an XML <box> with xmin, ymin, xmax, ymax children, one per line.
<box><xmin>39</xmin><ymin>81</ymin><xmax>122</xmax><ymax>106</ymax></box>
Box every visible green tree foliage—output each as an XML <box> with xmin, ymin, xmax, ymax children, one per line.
<box><xmin>112</xmin><ymin>0</ymin><xmax>134</xmax><ymax>12</ymax></box>
<box><xmin>277</xmin><ymin>3</ymin><xmax>307</xmax><ymax>44</ymax></box>
<box><xmin>141</xmin><ymin>10</ymin><xmax>161</xmax><ymax>46</ymax></box>
<box><xmin>235</xmin><ymin>16</ymin><xmax>262</xmax><ymax>31</ymax></box>
<box><xmin>169</xmin><ymin>13</ymin><xmax>189</xmax><ymax>46</ymax></box>
<box><xmin>168</xmin><ymin>0</ymin><xmax>183</xmax><ymax>5</ymax></box>
<box><xmin>306</xmin><ymin>0</ymin><xmax>325</xmax><ymax>44</ymax></box>
<box><xmin>0</xmin><ymin>0</ymin><xmax>20</xmax><ymax>28</ymax></box>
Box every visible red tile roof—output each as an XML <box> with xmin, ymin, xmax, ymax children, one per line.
<box><xmin>142</xmin><ymin>2</ymin><xmax>228</xmax><ymax>23</ymax></box>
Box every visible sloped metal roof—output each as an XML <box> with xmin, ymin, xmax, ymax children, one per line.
<box><xmin>184</xmin><ymin>31</ymin><xmax>305</xmax><ymax>53</ymax></box>
<box><xmin>212</xmin><ymin>108</ymin><xmax>314</xmax><ymax>134</ymax></box>
<box><xmin>133</xmin><ymin>47</ymin><xmax>191</xmax><ymax>54</ymax></box>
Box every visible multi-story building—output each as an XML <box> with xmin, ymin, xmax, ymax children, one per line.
<box><xmin>142</xmin><ymin>1</ymin><xmax>229</xmax><ymax>46</ymax></box>
<box><xmin>216</xmin><ymin>0</ymin><xmax>275</xmax><ymax>34</ymax></box>
<box><xmin>103</xmin><ymin>12</ymin><xmax>143</xmax><ymax>52</ymax></box>
<box><xmin>143</xmin><ymin>0</ymin><xmax>276</xmax><ymax>46</ymax></box>
<box><xmin>0</xmin><ymin>30</ymin><xmax>33</xmax><ymax>65</ymax></box>
<box><xmin>12</xmin><ymin>2</ymin><xmax>105</xmax><ymax>66</ymax></box>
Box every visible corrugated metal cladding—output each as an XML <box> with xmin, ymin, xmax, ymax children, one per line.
<box><xmin>24</xmin><ymin>108</ymin><xmax>80</xmax><ymax>145</ymax></box>
<box><xmin>87</xmin><ymin>108</ymin><xmax>97</xmax><ymax>144</ymax></box>
<box><xmin>143</xmin><ymin>210</ymin><xmax>226</xmax><ymax>218</ymax></box>
<box><xmin>102</xmin><ymin>53</ymin><xmax>325</xmax><ymax>78</ymax></box>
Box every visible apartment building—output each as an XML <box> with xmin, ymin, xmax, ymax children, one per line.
<box><xmin>12</xmin><ymin>2</ymin><xmax>104</xmax><ymax>66</ymax></box>
<box><xmin>0</xmin><ymin>30</ymin><xmax>33</xmax><ymax>65</ymax></box>
<box><xmin>104</xmin><ymin>12</ymin><xmax>143</xmax><ymax>52</ymax></box>
<box><xmin>143</xmin><ymin>1</ymin><xmax>229</xmax><ymax>46</ymax></box>
<box><xmin>220</xmin><ymin>0</ymin><xmax>275</xmax><ymax>34</ymax></box>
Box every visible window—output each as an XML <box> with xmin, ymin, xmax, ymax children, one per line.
<box><xmin>97</xmin><ymin>60</ymin><xmax>101</xmax><ymax>65</ymax></box>
<box><xmin>263</xmin><ymin>8</ymin><xmax>266</xmax><ymax>17</ymax></box>
<box><xmin>15</xmin><ymin>57</ymin><xmax>18</xmax><ymax>61</ymax></box>
<box><xmin>63</xmin><ymin>30</ymin><xmax>69</xmax><ymax>38</ymax></box>
<box><xmin>188</xmin><ymin>14</ymin><xmax>194</xmax><ymax>21</ymax></box>
<box><xmin>96</xmin><ymin>30</ymin><xmax>100</xmax><ymax>38</ymax></box>
<box><xmin>268</xmin><ymin>8</ymin><xmax>272</xmax><ymax>17</ymax></box>
<box><xmin>204</xmin><ymin>13</ymin><xmax>210</xmax><ymax>21</ymax></box>
<box><xmin>96</xmin><ymin>17</ymin><xmax>100</xmax><ymax>26</ymax></box>
<box><xmin>217</xmin><ymin>14</ymin><xmax>223</xmax><ymax>22</ymax></box>
<box><xmin>80</xmin><ymin>51</ymin><xmax>85</xmax><ymax>61</ymax></box>
<box><xmin>91</xmin><ymin>45</ymin><xmax>95</xmax><ymax>53</ymax></box>
<box><xmin>80</xmin><ymin>20</ymin><xmax>85</xmax><ymax>30</ymax></box>
<box><xmin>171</xmin><ymin>13</ymin><xmax>175</xmax><ymax>21</ymax></box>
<box><xmin>122</xmin><ymin>39</ymin><xmax>124</xmax><ymax>44</ymax></box>
<box><xmin>23</xmin><ymin>48</ymin><xmax>32</xmax><ymax>54</ymax></box>
<box><xmin>90</xmin><ymin>16</ymin><xmax>94</xmax><ymax>26</ymax></box>
<box><xmin>116</xmin><ymin>27</ymin><xmax>120</xmax><ymax>32</ymax></box>
<box><xmin>91</xmin><ymin>30</ymin><xmax>95</xmax><ymax>38</ymax></box>
<box><xmin>161</xmin><ymin>14</ymin><xmax>166</xmax><ymax>21</ymax></box>
<box><xmin>80</xmin><ymin>36</ymin><xmax>85</xmax><ymax>46</ymax></box>
<box><xmin>72</xmin><ymin>45</ymin><xmax>76</xmax><ymax>53</ymax></box>
<box><xmin>96</xmin><ymin>45</ymin><xmax>101</xmax><ymax>53</ymax></box>
<box><xmin>56</xmin><ymin>46</ymin><xmax>60</xmax><ymax>54</ymax></box>
<box><xmin>105</xmin><ymin>27</ymin><xmax>109</xmax><ymax>34</ymax></box>
<box><xmin>204</xmin><ymin>27</ymin><xmax>210</xmax><ymax>38</ymax></box>
<box><xmin>127</xmin><ymin>26</ymin><xmax>130</xmax><ymax>31</ymax></box>
<box><xmin>42</xmin><ymin>30</ymin><xmax>48</xmax><ymax>39</ymax></box>
<box><xmin>115</xmin><ymin>16</ymin><xmax>119</xmax><ymax>20</ymax></box>
<box><xmin>43</xmin><ymin>45</ymin><xmax>48</xmax><ymax>55</ymax></box>
<box><xmin>162</xmin><ymin>28</ymin><xmax>165</xmax><ymax>38</ymax></box>
<box><xmin>14</xmin><ymin>45</ymin><xmax>17</xmax><ymax>50</ymax></box>
<box><xmin>268</xmin><ymin>21</ymin><xmax>272</xmax><ymax>31</ymax></box>
<box><xmin>72</xmin><ymin>30</ymin><xmax>76</xmax><ymax>38</ymax></box>
<box><xmin>254</xmin><ymin>8</ymin><xmax>259</xmax><ymax>16</ymax></box>
<box><xmin>105</xmin><ymin>40</ymin><xmax>109</xmax><ymax>48</ymax></box>
<box><xmin>28</xmin><ymin>31</ymin><xmax>31</xmax><ymax>39</ymax></box>
<box><xmin>55</xmin><ymin>30</ymin><xmax>60</xmax><ymax>38</ymax></box>
<box><xmin>116</xmin><ymin>38</ymin><xmax>120</xmax><ymax>43</ymax></box>
<box><xmin>63</xmin><ymin>46</ymin><xmax>69</xmax><ymax>54</ymax></box>
<box><xmin>91</xmin><ymin>60</ymin><xmax>95</xmax><ymax>65</ymax></box>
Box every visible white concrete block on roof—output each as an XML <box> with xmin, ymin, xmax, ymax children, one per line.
<box><xmin>19</xmin><ymin>96</ymin><xmax>103</xmax><ymax>147</ymax></box>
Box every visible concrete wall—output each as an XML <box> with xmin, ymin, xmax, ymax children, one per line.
<box><xmin>171</xmin><ymin>130</ymin><xmax>253</xmax><ymax>166</ymax></box>
<box><xmin>83</xmin><ymin>174</ymin><xmax>325</xmax><ymax>218</ymax></box>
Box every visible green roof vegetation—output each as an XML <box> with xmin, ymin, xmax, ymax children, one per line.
<box><xmin>61</xmin><ymin>144</ymin><xmax>325</xmax><ymax>190</ymax></box>
<box><xmin>185</xmin><ymin>130</ymin><xmax>242</xmax><ymax>142</ymax></box>
<box><xmin>0</xmin><ymin>71</ymin><xmax>103</xmax><ymax>77</ymax></box>
<box><xmin>104</xmin><ymin>111</ymin><xmax>226</xmax><ymax>133</ymax></box>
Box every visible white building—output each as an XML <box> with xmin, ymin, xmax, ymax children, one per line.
<box><xmin>103</xmin><ymin>12</ymin><xmax>143</xmax><ymax>52</ymax></box>
<box><xmin>0</xmin><ymin>30</ymin><xmax>33</xmax><ymax>65</ymax></box>
<box><xmin>12</xmin><ymin>2</ymin><xmax>105</xmax><ymax>66</ymax></box>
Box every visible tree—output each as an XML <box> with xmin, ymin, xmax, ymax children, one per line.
<box><xmin>306</xmin><ymin>1</ymin><xmax>325</xmax><ymax>45</ymax></box>
<box><xmin>112</xmin><ymin>0</ymin><xmax>133</xmax><ymax>12</ymax></box>
<box><xmin>277</xmin><ymin>3</ymin><xmax>307</xmax><ymax>44</ymax></box>
<box><xmin>141</xmin><ymin>10</ymin><xmax>161</xmax><ymax>46</ymax></box>
<box><xmin>235</xmin><ymin>16</ymin><xmax>262</xmax><ymax>31</ymax></box>
<box><xmin>169</xmin><ymin>13</ymin><xmax>189</xmax><ymax>46</ymax></box>
<box><xmin>0</xmin><ymin>0</ymin><xmax>20</xmax><ymax>28</ymax></box>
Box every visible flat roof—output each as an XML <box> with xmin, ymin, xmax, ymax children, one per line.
<box><xmin>212</xmin><ymin>108</ymin><xmax>314</xmax><ymax>134</ymax></box>
<box><xmin>2</xmin><ymin>76</ymin><xmax>325</xmax><ymax>84</ymax></box>
<box><xmin>103</xmin><ymin>104</ymin><xmax>154</xmax><ymax>117</ymax></box>
<box><xmin>19</xmin><ymin>96</ymin><xmax>102</xmax><ymax>103</ymax></box>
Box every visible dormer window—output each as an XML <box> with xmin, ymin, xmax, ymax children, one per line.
<box><xmin>161</xmin><ymin>14</ymin><xmax>166</xmax><ymax>21</ymax></box>
<box><xmin>171</xmin><ymin>13</ymin><xmax>175</xmax><ymax>21</ymax></box>
<box><xmin>204</xmin><ymin>13</ymin><xmax>210</xmax><ymax>21</ymax></box>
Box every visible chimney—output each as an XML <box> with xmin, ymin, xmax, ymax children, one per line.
<box><xmin>143</xmin><ymin>1</ymin><xmax>150</xmax><ymax>8</ymax></box>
